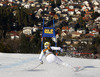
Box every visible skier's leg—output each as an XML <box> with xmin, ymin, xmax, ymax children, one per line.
<box><xmin>46</xmin><ymin>54</ymin><xmax>78</xmax><ymax>71</ymax></box>
<box><xmin>54</xmin><ymin>56</ymin><xmax>69</xmax><ymax>66</ymax></box>
<box><xmin>46</xmin><ymin>54</ymin><xmax>57</xmax><ymax>63</ymax></box>
<box><xmin>55</xmin><ymin>56</ymin><xmax>63</xmax><ymax>65</ymax></box>
<box><xmin>46</xmin><ymin>54</ymin><xmax>64</xmax><ymax>64</ymax></box>
<box><xmin>55</xmin><ymin>56</ymin><xmax>75</xmax><ymax>70</ymax></box>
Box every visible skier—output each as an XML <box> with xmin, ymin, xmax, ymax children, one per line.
<box><xmin>39</xmin><ymin>42</ymin><xmax>81</xmax><ymax>71</ymax></box>
<box><xmin>39</xmin><ymin>42</ymin><xmax>72</xmax><ymax>67</ymax></box>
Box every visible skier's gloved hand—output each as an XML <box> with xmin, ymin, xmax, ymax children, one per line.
<box><xmin>40</xmin><ymin>61</ymin><xmax>43</xmax><ymax>64</ymax></box>
<box><xmin>60</xmin><ymin>48</ymin><xmax>63</xmax><ymax>52</ymax></box>
<box><xmin>40</xmin><ymin>60</ymin><xmax>43</xmax><ymax>64</ymax></box>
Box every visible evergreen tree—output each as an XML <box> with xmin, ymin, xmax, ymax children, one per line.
<box><xmin>23</xmin><ymin>16</ymin><xmax>28</xmax><ymax>27</ymax></box>
<box><xmin>91</xmin><ymin>12</ymin><xmax>100</xmax><ymax>20</ymax></box>
<box><xmin>77</xmin><ymin>17</ymin><xmax>86</xmax><ymax>29</ymax></box>
<box><xmin>16</xmin><ymin>8</ymin><xmax>21</xmax><ymax>26</ymax></box>
<box><xmin>31</xmin><ymin>30</ymin><xmax>41</xmax><ymax>53</ymax></box>
<box><xmin>0</xmin><ymin>42</ymin><xmax>10</xmax><ymax>53</ymax></box>
<box><xmin>20</xmin><ymin>34</ymin><xmax>31</xmax><ymax>53</ymax></box>
<box><xmin>0</xmin><ymin>7</ymin><xmax>13</xmax><ymax>38</ymax></box>
<box><xmin>30</xmin><ymin>13</ymin><xmax>38</xmax><ymax>26</ymax></box>
<box><xmin>50</xmin><ymin>0</ymin><xmax>56</xmax><ymax>8</ymax></box>
<box><xmin>56</xmin><ymin>0</ymin><xmax>61</xmax><ymax>6</ymax></box>
<box><xmin>16</xmin><ymin>7</ymin><xmax>29</xmax><ymax>29</ymax></box>
<box><xmin>93</xmin><ymin>36</ymin><xmax>100</xmax><ymax>47</ymax></box>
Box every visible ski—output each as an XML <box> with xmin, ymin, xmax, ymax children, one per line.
<box><xmin>33</xmin><ymin>63</ymin><xmax>41</xmax><ymax>70</ymax></box>
<box><xmin>74</xmin><ymin>66</ymin><xmax>84</xmax><ymax>72</ymax></box>
<box><xmin>27</xmin><ymin>63</ymin><xmax>42</xmax><ymax>71</ymax></box>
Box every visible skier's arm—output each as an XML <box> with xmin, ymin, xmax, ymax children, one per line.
<box><xmin>50</xmin><ymin>47</ymin><xmax>63</xmax><ymax>52</ymax></box>
<box><xmin>39</xmin><ymin>50</ymin><xmax>44</xmax><ymax>64</ymax></box>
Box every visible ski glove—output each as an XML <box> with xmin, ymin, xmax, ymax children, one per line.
<box><xmin>60</xmin><ymin>48</ymin><xmax>63</xmax><ymax>52</ymax></box>
<box><xmin>40</xmin><ymin>60</ymin><xmax>43</xmax><ymax>64</ymax></box>
<box><xmin>40</xmin><ymin>61</ymin><xmax>43</xmax><ymax>64</ymax></box>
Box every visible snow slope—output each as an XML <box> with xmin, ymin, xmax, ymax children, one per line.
<box><xmin>0</xmin><ymin>53</ymin><xmax>100</xmax><ymax>77</ymax></box>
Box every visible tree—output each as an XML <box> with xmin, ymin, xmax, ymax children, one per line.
<box><xmin>77</xmin><ymin>17</ymin><xmax>86</xmax><ymax>30</ymax></box>
<box><xmin>5</xmin><ymin>39</ymin><xmax>20</xmax><ymax>53</ymax></box>
<box><xmin>20</xmin><ymin>34</ymin><xmax>31</xmax><ymax>53</ymax></box>
<box><xmin>85</xmin><ymin>28</ymin><xmax>89</xmax><ymax>34</ymax></box>
<box><xmin>50</xmin><ymin>0</ymin><xmax>56</xmax><ymax>8</ymax></box>
<box><xmin>23</xmin><ymin>16</ymin><xmax>28</xmax><ymax>27</ymax></box>
<box><xmin>0</xmin><ymin>40</ymin><xmax>11</xmax><ymax>53</ymax></box>
<box><xmin>56</xmin><ymin>0</ymin><xmax>61</xmax><ymax>7</ymax></box>
<box><xmin>92</xmin><ymin>36</ymin><xmax>100</xmax><ymax>47</ymax></box>
<box><xmin>81</xmin><ymin>37</ymin><xmax>100</xmax><ymax>54</ymax></box>
<box><xmin>77</xmin><ymin>42</ymin><xmax>87</xmax><ymax>52</ymax></box>
<box><xmin>0</xmin><ymin>7</ymin><xmax>13</xmax><ymax>39</ymax></box>
<box><xmin>29</xmin><ymin>13</ymin><xmax>38</xmax><ymax>26</ymax></box>
<box><xmin>31</xmin><ymin>31</ymin><xmax>41</xmax><ymax>53</ymax></box>
<box><xmin>82</xmin><ymin>44</ymin><xmax>96</xmax><ymax>53</ymax></box>
<box><xmin>91</xmin><ymin>12</ymin><xmax>100</xmax><ymax>20</ymax></box>
<box><xmin>16</xmin><ymin>8</ymin><xmax>21</xmax><ymax>26</ymax></box>
<box><xmin>97</xmin><ymin>45</ymin><xmax>100</xmax><ymax>53</ymax></box>
<box><xmin>16</xmin><ymin>7</ymin><xmax>29</xmax><ymax>29</ymax></box>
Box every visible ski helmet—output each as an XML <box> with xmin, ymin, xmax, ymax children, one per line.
<box><xmin>44</xmin><ymin>42</ymin><xmax>50</xmax><ymax>48</ymax></box>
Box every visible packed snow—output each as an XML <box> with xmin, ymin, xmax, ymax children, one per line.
<box><xmin>0</xmin><ymin>53</ymin><xmax>100</xmax><ymax>77</ymax></box>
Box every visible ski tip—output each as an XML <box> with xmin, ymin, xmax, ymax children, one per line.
<box><xmin>73</xmin><ymin>66</ymin><xmax>81</xmax><ymax>72</ymax></box>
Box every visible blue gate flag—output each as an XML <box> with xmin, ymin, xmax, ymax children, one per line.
<box><xmin>42</xmin><ymin>27</ymin><xmax>55</xmax><ymax>37</ymax></box>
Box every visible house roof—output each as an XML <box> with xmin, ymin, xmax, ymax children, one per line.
<box><xmin>86</xmin><ymin>12</ymin><xmax>93</xmax><ymax>14</ymax></box>
<box><xmin>9</xmin><ymin>31</ymin><xmax>19</xmax><ymax>36</ymax></box>
<box><xmin>92</xmin><ymin>28</ymin><xmax>99</xmax><ymax>32</ymax></box>
<box><xmin>1</xmin><ymin>1</ymin><xmax>8</xmax><ymax>4</ymax></box>
<box><xmin>62</xmin><ymin>26</ymin><xmax>69</xmax><ymax>30</ymax></box>
<box><xmin>28</xmin><ymin>1</ymin><xmax>34</xmax><ymax>3</ymax></box>
<box><xmin>65</xmin><ymin>7</ymin><xmax>69</xmax><ymax>9</ymax></box>
<box><xmin>81</xmin><ymin>5</ymin><xmax>84</xmax><ymax>8</ymax></box>
<box><xmin>83</xmin><ymin>17</ymin><xmax>89</xmax><ymax>21</ymax></box>
<box><xmin>11</xmin><ymin>6</ymin><xmax>18</xmax><ymax>8</ymax></box>
<box><xmin>85</xmin><ymin>13</ymin><xmax>90</xmax><ymax>16</ymax></box>
<box><xmin>68</xmin><ymin>9</ymin><xmax>75</xmax><ymax>11</ymax></box>
<box><xmin>86</xmin><ymin>33</ymin><xmax>94</xmax><ymax>36</ymax></box>
<box><xmin>72</xmin><ymin>32</ymin><xmax>82</xmax><ymax>35</ymax></box>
